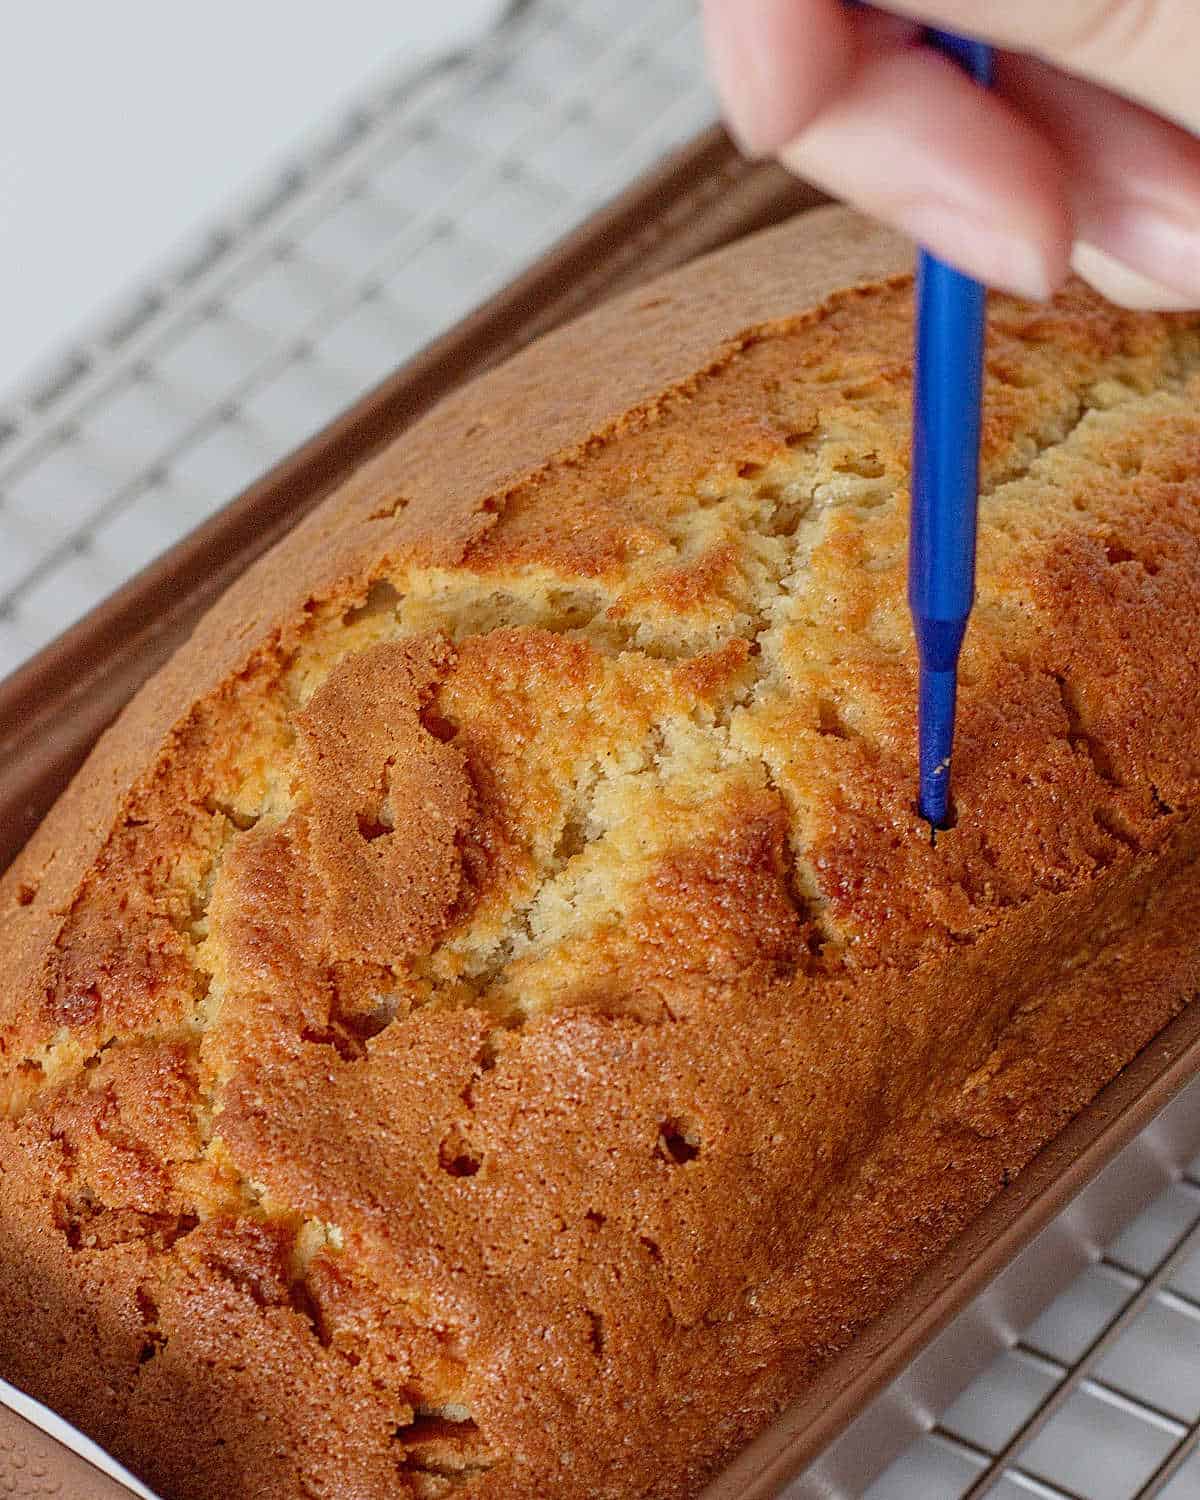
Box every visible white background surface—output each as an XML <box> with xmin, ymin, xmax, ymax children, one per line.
<box><xmin>0</xmin><ymin>0</ymin><xmax>501</xmax><ymax>397</ymax></box>
<box><xmin>0</xmin><ymin>0</ymin><xmax>716</xmax><ymax>680</ymax></box>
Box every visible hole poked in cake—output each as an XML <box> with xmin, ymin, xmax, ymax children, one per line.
<box><xmin>816</xmin><ymin>698</ymin><xmax>854</xmax><ymax>740</ymax></box>
<box><xmin>933</xmin><ymin>799</ymin><xmax>959</xmax><ymax>835</ymax></box>
<box><xmin>203</xmin><ymin>795</ymin><xmax>260</xmax><ymax>832</ymax></box>
<box><xmin>342</xmin><ymin>579</ymin><xmax>402</xmax><ymax>626</ymax></box>
<box><xmin>356</xmin><ymin>808</ymin><xmax>394</xmax><ymax>843</ymax></box>
<box><xmin>302</xmin><ymin>986</ymin><xmax>402</xmax><ymax>1061</ymax></box>
<box><xmin>136</xmin><ymin>1288</ymin><xmax>167</xmax><ymax>1367</ymax></box>
<box><xmin>656</xmin><ymin>1117</ymin><xmax>701</xmax><ymax>1166</ymax></box>
<box><xmin>337</xmin><ymin>989</ymin><xmax>402</xmax><ymax>1043</ymax></box>
<box><xmin>586</xmin><ymin>1309</ymin><xmax>605</xmax><ymax>1357</ymax></box>
<box><xmin>396</xmin><ymin>1404</ymin><xmax>493</xmax><ymax>1492</ymax></box>
<box><xmin>551</xmin><ymin>811</ymin><xmax>590</xmax><ymax>865</ymax></box>
<box><xmin>438</xmin><ymin>1131</ymin><xmax>481</xmax><ymax>1179</ymax></box>
<box><xmin>758</xmin><ymin>482</ymin><xmax>813</xmax><ymax>538</ymax></box>
<box><xmin>399</xmin><ymin>1407</ymin><xmax>478</xmax><ymax>1444</ymax></box>
<box><xmin>421</xmin><ymin>711</ymin><xmax>459</xmax><ymax>744</ymax></box>
<box><xmin>55</xmin><ymin>1187</ymin><xmax>199</xmax><ymax>1253</ymax></box>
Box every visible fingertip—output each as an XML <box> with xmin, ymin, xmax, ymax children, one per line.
<box><xmin>890</xmin><ymin>199</ymin><xmax>1066</xmax><ymax>301</ymax></box>
<box><xmin>1072</xmin><ymin>208</ymin><xmax>1200</xmax><ymax>308</ymax></box>
<box><xmin>1071</xmin><ymin>243</ymin><xmax>1200</xmax><ymax>311</ymax></box>
<box><xmin>776</xmin><ymin>48</ymin><xmax>1074</xmax><ymax>301</ymax></box>
<box><xmin>999</xmin><ymin>56</ymin><xmax>1200</xmax><ymax>309</ymax></box>
<box><xmin>702</xmin><ymin>0</ymin><xmax>855</xmax><ymax>157</ymax></box>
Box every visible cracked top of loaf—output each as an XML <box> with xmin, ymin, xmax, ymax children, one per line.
<box><xmin>2</xmin><ymin>208</ymin><xmax>1200</xmax><ymax>1500</ymax></box>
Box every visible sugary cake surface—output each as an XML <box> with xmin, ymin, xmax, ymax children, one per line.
<box><xmin>2</xmin><ymin>209</ymin><xmax>1200</xmax><ymax>1500</ymax></box>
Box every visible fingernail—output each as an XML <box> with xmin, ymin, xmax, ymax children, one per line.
<box><xmin>889</xmin><ymin>198</ymin><xmax>1057</xmax><ymax>301</ymax></box>
<box><xmin>701</xmin><ymin>0</ymin><xmax>775</xmax><ymax>156</ymax></box>
<box><xmin>1083</xmin><ymin>203</ymin><xmax>1200</xmax><ymax>306</ymax></box>
<box><xmin>1071</xmin><ymin>242</ymin><xmax>1198</xmax><ymax>311</ymax></box>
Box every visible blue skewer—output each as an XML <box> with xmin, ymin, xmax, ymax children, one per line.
<box><xmin>837</xmin><ymin>7</ymin><xmax>994</xmax><ymax>828</ymax></box>
<box><xmin>909</xmin><ymin>31</ymin><xmax>993</xmax><ymax>830</ymax></box>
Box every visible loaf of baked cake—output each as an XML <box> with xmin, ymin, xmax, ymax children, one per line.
<box><xmin>2</xmin><ymin>206</ymin><xmax>1200</xmax><ymax>1500</ymax></box>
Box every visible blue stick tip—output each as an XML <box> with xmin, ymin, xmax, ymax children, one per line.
<box><xmin>918</xmin><ymin>666</ymin><xmax>957</xmax><ymax>830</ymax></box>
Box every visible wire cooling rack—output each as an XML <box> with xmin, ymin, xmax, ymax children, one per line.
<box><xmin>0</xmin><ymin>0</ymin><xmax>713</xmax><ymax>680</ymax></box>
<box><xmin>2</xmin><ymin>3</ymin><xmax>1198</xmax><ymax>1497</ymax></box>
<box><xmin>863</xmin><ymin>1153</ymin><xmax>1200</xmax><ymax>1500</ymax></box>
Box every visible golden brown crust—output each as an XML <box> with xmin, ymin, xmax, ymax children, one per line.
<box><xmin>296</xmin><ymin>636</ymin><xmax>472</xmax><ymax>966</ymax></box>
<box><xmin>2</xmin><ymin>206</ymin><xmax>1200</xmax><ymax>1499</ymax></box>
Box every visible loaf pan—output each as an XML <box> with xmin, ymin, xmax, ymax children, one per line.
<box><xmin>1</xmin><ymin>126</ymin><xmax>1198</xmax><ymax>1500</ymax></box>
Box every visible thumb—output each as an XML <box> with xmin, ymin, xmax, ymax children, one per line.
<box><xmin>872</xmin><ymin>1</ymin><xmax>1198</xmax><ymax>134</ymax></box>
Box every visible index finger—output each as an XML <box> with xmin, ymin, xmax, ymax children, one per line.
<box><xmin>701</xmin><ymin>0</ymin><xmax>859</xmax><ymax>155</ymax></box>
<box><xmin>868</xmin><ymin>0</ymin><xmax>1198</xmax><ymax>132</ymax></box>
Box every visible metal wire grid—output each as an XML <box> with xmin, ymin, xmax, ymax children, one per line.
<box><xmin>0</xmin><ymin>0</ymin><xmax>714</xmax><ymax>681</ymax></box>
<box><xmin>864</xmin><ymin>1162</ymin><xmax>1200</xmax><ymax>1500</ymax></box>
<box><xmin>3</xmin><ymin>2</ymin><xmax>1200</xmax><ymax>1495</ymax></box>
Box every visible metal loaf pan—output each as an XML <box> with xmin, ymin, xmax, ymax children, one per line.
<box><xmin>1</xmin><ymin>127</ymin><xmax>1198</xmax><ymax>1500</ymax></box>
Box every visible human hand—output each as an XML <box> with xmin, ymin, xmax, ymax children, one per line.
<box><xmin>701</xmin><ymin>0</ymin><xmax>1200</xmax><ymax>307</ymax></box>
